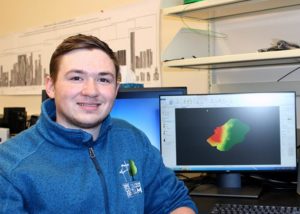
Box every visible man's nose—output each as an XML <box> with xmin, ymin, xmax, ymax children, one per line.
<box><xmin>82</xmin><ymin>79</ymin><xmax>98</xmax><ymax>96</ymax></box>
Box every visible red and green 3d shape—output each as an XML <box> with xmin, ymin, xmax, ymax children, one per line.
<box><xmin>207</xmin><ymin>118</ymin><xmax>250</xmax><ymax>151</ymax></box>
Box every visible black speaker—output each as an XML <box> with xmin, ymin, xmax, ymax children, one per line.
<box><xmin>2</xmin><ymin>107</ymin><xmax>27</xmax><ymax>135</ymax></box>
<box><xmin>28</xmin><ymin>115</ymin><xmax>39</xmax><ymax>127</ymax></box>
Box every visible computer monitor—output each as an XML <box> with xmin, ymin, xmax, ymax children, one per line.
<box><xmin>111</xmin><ymin>87</ymin><xmax>187</xmax><ymax>150</ymax></box>
<box><xmin>160</xmin><ymin>92</ymin><xmax>297</xmax><ymax>198</ymax></box>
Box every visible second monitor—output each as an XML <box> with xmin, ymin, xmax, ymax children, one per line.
<box><xmin>160</xmin><ymin>92</ymin><xmax>297</xmax><ymax>198</ymax></box>
<box><xmin>111</xmin><ymin>87</ymin><xmax>187</xmax><ymax>151</ymax></box>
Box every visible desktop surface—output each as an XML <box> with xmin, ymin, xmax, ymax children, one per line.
<box><xmin>183</xmin><ymin>172</ymin><xmax>299</xmax><ymax>213</ymax></box>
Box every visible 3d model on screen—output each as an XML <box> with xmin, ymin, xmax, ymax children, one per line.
<box><xmin>207</xmin><ymin>118</ymin><xmax>250</xmax><ymax>151</ymax></box>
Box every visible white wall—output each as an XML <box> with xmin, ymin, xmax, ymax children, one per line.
<box><xmin>0</xmin><ymin>0</ymin><xmax>208</xmax><ymax>116</ymax></box>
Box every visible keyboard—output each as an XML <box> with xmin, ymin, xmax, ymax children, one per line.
<box><xmin>210</xmin><ymin>203</ymin><xmax>300</xmax><ymax>214</ymax></box>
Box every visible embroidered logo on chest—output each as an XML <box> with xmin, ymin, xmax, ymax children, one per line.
<box><xmin>119</xmin><ymin>160</ymin><xmax>143</xmax><ymax>198</ymax></box>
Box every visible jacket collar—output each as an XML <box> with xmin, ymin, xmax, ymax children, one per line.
<box><xmin>36</xmin><ymin>99</ymin><xmax>112</xmax><ymax>149</ymax></box>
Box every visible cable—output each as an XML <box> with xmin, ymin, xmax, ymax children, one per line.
<box><xmin>249</xmin><ymin>173</ymin><xmax>297</xmax><ymax>190</ymax></box>
<box><xmin>277</xmin><ymin>66</ymin><xmax>300</xmax><ymax>82</ymax></box>
<box><xmin>178</xmin><ymin>3</ymin><xmax>227</xmax><ymax>39</ymax></box>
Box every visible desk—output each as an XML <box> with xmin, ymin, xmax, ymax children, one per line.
<box><xmin>191</xmin><ymin>188</ymin><xmax>300</xmax><ymax>213</ymax></box>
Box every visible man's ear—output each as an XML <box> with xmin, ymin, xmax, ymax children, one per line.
<box><xmin>115</xmin><ymin>82</ymin><xmax>120</xmax><ymax>97</ymax></box>
<box><xmin>45</xmin><ymin>76</ymin><xmax>55</xmax><ymax>99</ymax></box>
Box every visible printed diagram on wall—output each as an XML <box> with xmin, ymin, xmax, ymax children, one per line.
<box><xmin>0</xmin><ymin>39</ymin><xmax>49</xmax><ymax>95</ymax></box>
<box><xmin>0</xmin><ymin>1</ymin><xmax>160</xmax><ymax>95</ymax></box>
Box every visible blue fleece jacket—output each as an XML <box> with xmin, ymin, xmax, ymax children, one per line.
<box><xmin>0</xmin><ymin>99</ymin><xmax>198</xmax><ymax>213</ymax></box>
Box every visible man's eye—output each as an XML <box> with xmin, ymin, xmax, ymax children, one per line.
<box><xmin>98</xmin><ymin>78</ymin><xmax>112</xmax><ymax>83</ymax></box>
<box><xmin>70</xmin><ymin>76</ymin><xmax>83</xmax><ymax>81</ymax></box>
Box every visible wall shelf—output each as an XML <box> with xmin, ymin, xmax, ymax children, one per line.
<box><xmin>163</xmin><ymin>49</ymin><xmax>300</xmax><ymax>69</ymax></box>
<box><xmin>162</xmin><ymin>0</ymin><xmax>300</xmax><ymax>20</ymax></box>
<box><xmin>162</xmin><ymin>0</ymin><xmax>300</xmax><ymax>96</ymax></box>
<box><xmin>162</xmin><ymin>0</ymin><xmax>300</xmax><ymax>70</ymax></box>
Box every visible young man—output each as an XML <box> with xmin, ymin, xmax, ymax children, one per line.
<box><xmin>0</xmin><ymin>34</ymin><xmax>197</xmax><ymax>213</ymax></box>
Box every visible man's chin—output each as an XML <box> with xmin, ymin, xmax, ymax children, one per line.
<box><xmin>73</xmin><ymin>119</ymin><xmax>103</xmax><ymax>129</ymax></box>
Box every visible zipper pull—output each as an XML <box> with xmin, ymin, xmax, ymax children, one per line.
<box><xmin>89</xmin><ymin>147</ymin><xmax>96</xmax><ymax>158</ymax></box>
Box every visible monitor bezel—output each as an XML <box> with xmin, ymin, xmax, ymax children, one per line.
<box><xmin>159</xmin><ymin>91</ymin><xmax>298</xmax><ymax>173</ymax></box>
<box><xmin>116</xmin><ymin>86</ymin><xmax>187</xmax><ymax>99</ymax></box>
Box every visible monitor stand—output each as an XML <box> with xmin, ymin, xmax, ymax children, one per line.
<box><xmin>189</xmin><ymin>173</ymin><xmax>262</xmax><ymax>198</ymax></box>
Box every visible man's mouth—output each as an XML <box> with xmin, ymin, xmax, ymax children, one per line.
<box><xmin>78</xmin><ymin>102</ymin><xmax>101</xmax><ymax>110</ymax></box>
<box><xmin>78</xmin><ymin>103</ymin><xmax>100</xmax><ymax>107</ymax></box>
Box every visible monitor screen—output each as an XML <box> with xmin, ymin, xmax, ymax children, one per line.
<box><xmin>160</xmin><ymin>92</ymin><xmax>297</xmax><ymax>197</ymax></box>
<box><xmin>111</xmin><ymin>87</ymin><xmax>187</xmax><ymax>151</ymax></box>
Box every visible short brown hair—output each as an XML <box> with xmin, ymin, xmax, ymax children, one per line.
<box><xmin>49</xmin><ymin>34</ymin><xmax>120</xmax><ymax>83</ymax></box>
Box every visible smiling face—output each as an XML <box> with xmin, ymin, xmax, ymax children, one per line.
<box><xmin>46</xmin><ymin>48</ymin><xmax>119</xmax><ymax>139</ymax></box>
